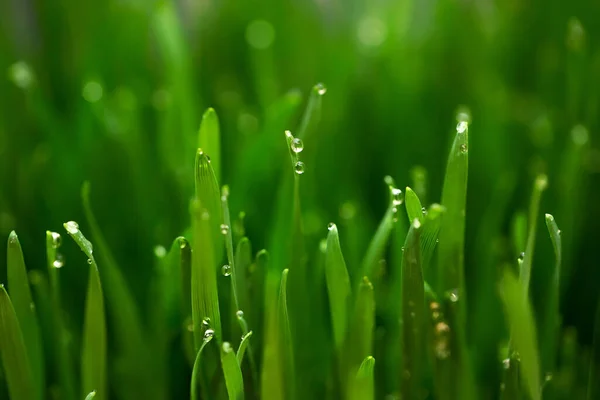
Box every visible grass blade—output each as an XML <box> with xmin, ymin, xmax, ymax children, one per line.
<box><xmin>360</xmin><ymin>176</ymin><xmax>402</xmax><ymax>281</ymax></box>
<box><xmin>347</xmin><ymin>356</ymin><xmax>375</xmax><ymax>400</ymax></box>
<box><xmin>84</xmin><ymin>391</ymin><xmax>97</xmax><ymax>400</ymax></box>
<box><xmin>400</xmin><ymin>219</ymin><xmax>425</xmax><ymax>399</ymax></box>
<box><xmin>520</xmin><ymin>175</ymin><xmax>548</xmax><ymax>295</ymax></box>
<box><xmin>344</xmin><ymin>277</ymin><xmax>374</xmax><ymax>385</ymax></box>
<box><xmin>7</xmin><ymin>231</ymin><xmax>44</xmax><ymax>399</ymax></box>
<box><xmin>190</xmin><ymin>334</ymin><xmax>214</xmax><ymax>400</ymax></box>
<box><xmin>296</xmin><ymin>83</ymin><xmax>325</xmax><ymax>140</ymax></box>
<box><xmin>404</xmin><ymin>187</ymin><xmax>423</xmax><ymax>224</ymax></box>
<box><xmin>237</xmin><ymin>331</ymin><xmax>253</xmax><ymax>365</ymax></box>
<box><xmin>198</xmin><ymin>108</ymin><xmax>221</xmax><ymax>184</ymax></box>
<box><xmin>278</xmin><ymin>269</ymin><xmax>294</xmax><ymax>398</ymax></box>
<box><xmin>0</xmin><ymin>285</ymin><xmax>35</xmax><ymax>400</ymax></box>
<box><xmin>500</xmin><ymin>268</ymin><xmax>541</xmax><ymax>400</ymax></box>
<box><xmin>63</xmin><ymin>222</ymin><xmax>107</xmax><ymax>400</ymax></box>
<box><xmin>421</xmin><ymin>203</ymin><xmax>445</xmax><ymax>275</ymax></box>
<box><xmin>222</xmin><ymin>342</ymin><xmax>245</xmax><ymax>400</ymax></box>
<box><xmin>325</xmin><ymin>223</ymin><xmax>351</xmax><ymax>351</ymax></box>
<box><xmin>191</xmin><ymin>150</ymin><xmax>223</xmax><ymax>346</ymax></box>
<box><xmin>541</xmin><ymin>214</ymin><xmax>561</xmax><ymax>373</ymax></box>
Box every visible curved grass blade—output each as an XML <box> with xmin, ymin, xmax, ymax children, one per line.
<box><xmin>7</xmin><ymin>231</ymin><xmax>44</xmax><ymax>399</ymax></box>
<box><xmin>541</xmin><ymin>214</ymin><xmax>561</xmax><ymax>373</ymax></box>
<box><xmin>190</xmin><ymin>335</ymin><xmax>214</xmax><ymax>400</ymax></box>
<box><xmin>0</xmin><ymin>285</ymin><xmax>35</xmax><ymax>400</ymax></box>
<box><xmin>195</xmin><ymin>150</ymin><xmax>224</xmax><ymax>260</ymax></box>
<box><xmin>63</xmin><ymin>222</ymin><xmax>107</xmax><ymax>400</ymax></box>
<box><xmin>347</xmin><ymin>356</ymin><xmax>375</xmax><ymax>400</ymax></box>
<box><xmin>84</xmin><ymin>391</ymin><xmax>97</xmax><ymax>400</ymax></box>
<box><xmin>221</xmin><ymin>186</ymin><xmax>241</xmax><ymax>311</ymax></box>
<box><xmin>296</xmin><ymin>83</ymin><xmax>325</xmax><ymax>141</ymax></box>
<box><xmin>360</xmin><ymin>176</ymin><xmax>402</xmax><ymax>281</ymax></box>
<box><xmin>405</xmin><ymin>187</ymin><xmax>423</xmax><ymax>224</ymax></box>
<box><xmin>198</xmin><ymin>108</ymin><xmax>221</xmax><ymax>184</ymax></box>
<box><xmin>400</xmin><ymin>219</ymin><xmax>425</xmax><ymax>399</ymax></box>
<box><xmin>325</xmin><ymin>223</ymin><xmax>351</xmax><ymax>351</ymax></box>
<box><xmin>222</xmin><ymin>342</ymin><xmax>245</xmax><ymax>400</ymax></box>
<box><xmin>500</xmin><ymin>268</ymin><xmax>541</xmax><ymax>400</ymax></box>
<box><xmin>520</xmin><ymin>175</ymin><xmax>548</xmax><ymax>295</ymax></box>
<box><xmin>344</xmin><ymin>277</ymin><xmax>374</xmax><ymax>385</ymax></box>
<box><xmin>44</xmin><ymin>232</ymin><xmax>76</xmax><ymax>400</ymax></box>
<box><xmin>237</xmin><ymin>331</ymin><xmax>253</xmax><ymax>365</ymax></box>
<box><xmin>82</xmin><ymin>183</ymin><xmax>160</xmax><ymax>399</ymax></box>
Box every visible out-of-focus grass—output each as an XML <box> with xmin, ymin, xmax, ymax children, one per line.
<box><xmin>1</xmin><ymin>0</ymin><xmax>600</xmax><ymax>399</ymax></box>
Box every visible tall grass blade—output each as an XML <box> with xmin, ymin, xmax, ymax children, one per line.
<box><xmin>400</xmin><ymin>219</ymin><xmax>425</xmax><ymax>399</ymax></box>
<box><xmin>421</xmin><ymin>203</ymin><xmax>445</xmax><ymax>274</ymax></box>
<box><xmin>7</xmin><ymin>231</ymin><xmax>44</xmax><ymax>399</ymax></box>
<box><xmin>541</xmin><ymin>214</ymin><xmax>561</xmax><ymax>373</ymax></box>
<box><xmin>500</xmin><ymin>268</ymin><xmax>541</xmax><ymax>400</ymax></box>
<box><xmin>221</xmin><ymin>342</ymin><xmax>245</xmax><ymax>400</ymax></box>
<box><xmin>237</xmin><ymin>331</ymin><xmax>253</xmax><ymax>365</ymax></box>
<box><xmin>81</xmin><ymin>182</ymin><xmax>160</xmax><ymax>399</ymax></box>
<box><xmin>278</xmin><ymin>269</ymin><xmax>294</xmax><ymax>398</ymax></box>
<box><xmin>198</xmin><ymin>108</ymin><xmax>221</xmax><ymax>183</ymax></box>
<box><xmin>520</xmin><ymin>175</ymin><xmax>548</xmax><ymax>295</ymax></box>
<box><xmin>195</xmin><ymin>149</ymin><xmax>224</xmax><ymax>259</ymax></box>
<box><xmin>234</xmin><ymin>238</ymin><xmax>252</xmax><ymax>327</ymax></box>
<box><xmin>360</xmin><ymin>176</ymin><xmax>402</xmax><ymax>281</ymax></box>
<box><xmin>325</xmin><ymin>223</ymin><xmax>351</xmax><ymax>351</ymax></box>
<box><xmin>344</xmin><ymin>277</ymin><xmax>374</xmax><ymax>385</ymax></box>
<box><xmin>190</xmin><ymin>335</ymin><xmax>214</xmax><ymax>400</ymax></box>
<box><xmin>63</xmin><ymin>222</ymin><xmax>107</xmax><ymax>400</ymax></box>
<box><xmin>405</xmin><ymin>187</ymin><xmax>423</xmax><ymax>223</ymax></box>
<box><xmin>0</xmin><ymin>285</ymin><xmax>35</xmax><ymax>400</ymax></box>
<box><xmin>347</xmin><ymin>356</ymin><xmax>375</xmax><ymax>400</ymax></box>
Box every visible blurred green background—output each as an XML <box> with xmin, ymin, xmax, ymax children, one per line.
<box><xmin>1</xmin><ymin>0</ymin><xmax>599</xmax><ymax>397</ymax></box>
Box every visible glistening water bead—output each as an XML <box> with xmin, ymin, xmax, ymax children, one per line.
<box><xmin>222</xmin><ymin>264</ymin><xmax>232</xmax><ymax>276</ymax></box>
<box><xmin>220</xmin><ymin>224</ymin><xmax>230</xmax><ymax>235</ymax></box>
<box><xmin>53</xmin><ymin>253</ymin><xmax>65</xmax><ymax>269</ymax></box>
<box><xmin>327</xmin><ymin>222</ymin><xmax>336</xmax><ymax>231</ymax></box>
<box><xmin>391</xmin><ymin>188</ymin><xmax>403</xmax><ymax>206</ymax></box>
<box><xmin>456</xmin><ymin>121</ymin><xmax>468</xmax><ymax>134</ymax></box>
<box><xmin>236</xmin><ymin>310</ymin><xmax>244</xmax><ymax>319</ymax></box>
<box><xmin>291</xmin><ymin>137</ymin><xmax>304</xmax><ymax>153</ymax></box>
<box><xmin>204</xmin><ymin>329</ymin><xmax>214</xmax><ymax>340</ymax></box>
<box><xmin>50</xmin><ymin>232</ymin><xmax>62</xmax><ymax>248</ymax></box>
<box><xmin>65</xmin><ymin>221</ymin><xmax>80</xmax><ymax>234</ymax></box>
<box><xmin>294</xmin><ymin>161</ymin><xmax>305</xmax><ymax>175</ymax></box>
<box><xmin>315</xmin><ymin>83</ymin><xmax>327</xmax><ymax>95</ymax></box>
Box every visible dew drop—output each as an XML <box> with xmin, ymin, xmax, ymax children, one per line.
<box><xmin>502</xmin><ymin>358</ymin><xmax>510</xmax><ymax>369</ymax></box>
<box><xmin>53</xmin><ymin>253</ymin><xmax>65</xmax><ymax>269</ymax></box>
<box><xmin>87</xmin><ymin>258</ymin><xmax>93</xmax><ymax>265</ymax></box>
<box><xmin>446</xmin><ymin>289</ymin><xmax>459</xmax><ymax>302</ymax></box>
<box><xmin>518</xmin><ymin>252</ymin><xmax>525</xmax><ymax>262</ymax></box>
<box><xmin>50</xmin><ymin>232</ymin><xmax>62</xmax><ymax>249</ymax></box>
<box><xmin>179</xmin><ymin>238</ymin><xmax>189</xmax><ymax>249</ymax></box>
<box><xmin>65</xmin><ymin>221</ymin><xmax>79</xmax><ymax>234</ymax></box>
<box><xmin>291</xmin><ymin>137</ymin><xmax>304</xmax><ymax>153</ymax></box>
<box><xmin>220</xmin><ymin>224</ymin><xmax>230</xmax><ymax>235</ymax></box>
<box><xmin>315</xmin><ymin>83</ymin><xmax>327</xmax><ymax>95</ymax></box>
<box><xmin>421</xmin><ymin>207</ymin><xmax>427</xmax><ymax>215</ymax></box>
<box><xmin>327</xmin><ymin>222</ymin><xmax>336</xmax><ymax>231</ymax></box>
<box><xmin>204</xmin><ymin>329</ymin><xmax>214</xmax><ymax>340</ymax></box>
<box><xmin>294</xmin><ymin>161</ymin><xmax>305</xmax><ymax>175</ymax></box>
<box><xmin>456</xmin><ymin>121</ymin><xmax>468</xmax><ymax>134</ymax></box>
<box><xmin>222</xmin><ymin>265</ymin><xmax>232</xmax><ymax>276</ymax></box>
<box><xmin>391</xmin><ymin>188</ymin><xmax>404</xmax><ymax>206</ymax></box>
<box><xmin>460</xmin><ymin>144</ymin><xmax>468</xmax><ymax>154</ymax></box>
<box><xmin>202</xmin><ymin>317</ymin><xmax>211</xmax><ymax>327</ymax></box>
<box><xmin>236</xmin><ymin>310</ymin><xmax>244</xmax><ymax>319</ymax></box>
<box><xmin>545</xmin><ymin>372</ymin><xmax>553</xmax><ymax>382</ymax></box>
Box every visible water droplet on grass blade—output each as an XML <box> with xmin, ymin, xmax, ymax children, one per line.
<box><xmin>87</xmin><ymin>259</ymin><xmax>92</xmax><ymax>265</ymax></box>
<box><xmin>204</xmin><ymin>329</ymin><xmax>214</xmax><ymax>340</ymax></box>
<box><xmin>236</xmin><ymin>310</ymin><xmax>244</xmax><ymax>319</ymax></box>
<box><xmin>391</xmin><ymin>188</ymin><xmax>404</xmax><ymax>205</ymax></box>
<box><xmin>65</xmin><ymin>221</ymin><xmax>80</xmax><ymax>234</ymax></box>
<box><xmin>50</xmin><ymin>232</ymin><xmax>62</xmax><ymax>248</ymax></box>
<box><xmin>456</xmin><ymin>121</ymin><xmax>468</xmax><ymax>134</ymax></box>
<box><xmin>222</xmin><ymin>265</ymin><xmax>232</xmax><ymax>276</ymax></box>
<box><xmin>502</xmin><ymin>358</ymin><xmax>510</xmax><ymax>369</ymax></box>
<box><xmin>291</xmin><ymin>137</ymin><xmax>304</xmax><ymax>153</ymax></box>
<box><xmin>315</xmin><ymin>83</ymin><xmax>327</xmax><ymax>95</ymax></box>
<box><xmin>202</xmin><ymin>317</ymin><xmax>211</xmax><ymax>327</ymax></box>
<box><xmin>460</xmin><ymin>144</ymin><xmax>468</xmax><ymax>154</ymax></box>
<box><xmin>446</xmin><ymin>289</ymin><xmax>459</xmax><ymax>302</ymax></box>
<box><xmin>518</xmin><ymin>252</ymin><xmax>525</xmax><ymax>262</ymax></box>
<box><xmin>294</xmin><ymin>161</ymin><xmax>305</xmax><ymax>175</ymax></box>
<box><xmin>327</xmin><ymin>222</ymin><xmax>336</xmax><ymax>231</ymax></box>
<box><xmin>220</xmin><ymin>224</ymin><xmax>230</xmax><ymax>235</ymax></box>
<box><xmin>53</xmin><ymin>253</ymin><xmax>65</xmax><ymax>269</ymax></box>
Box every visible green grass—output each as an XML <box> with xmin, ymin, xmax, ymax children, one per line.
<box><xmin>1</xmin><ymin>2</ymin><xmax>600</xmax><ymax>399</ymax></box>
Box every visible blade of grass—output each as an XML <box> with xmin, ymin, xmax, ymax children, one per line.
<box><xmin>347</xmin><ymin>356</ymin><xmax>375</xmax><ymax>400</ymax></box>
<box><xmin>191</xmin><ymin>150</ymin><xmax>223</xmax><ymax>346</ymax></box>
<box><xmin>404</xmin><ymin>187</ymin><xmax>423</xmax><ymax>223</ymax></box>
<box><xmin>81</xmin><ymin>183</ymin><xmax>161</xmax><ymax>400</ymax></box>
<box><xmin>296</xmin><ymin>83</ymin><xmax>325</xmax><ymax>141</ymax></box>
<box><xmin>190</xmin><ymin>334</ymin><xmax>214</xmax><ymax>400</ymax></box>
<box><xmin>44</xmin><ymin>231</ymin><xmax>76</xmax><ymax>400</ymax></box>
<box><xmin>360</xmin><ymin>176</ymin><xmax>402</xmax><ymax>282</ymax></box>
<box><xmin>421</xmin><ymin>203</ymin><xmax>445</xmax><ymax>275</ymax></box>
<box><xmin>500</xmin><ymin>356</ymin><xmax>520</xmax><ymax>400</ymax></box>
<box><xmin>278</xmin><ymin>269</ymin><xmax>294</xmax><ymax>398</ymax></box>
<box><xmin>237</xmin><ymin>331</ymin><xmax>253</xmax><ymax>365</ymax></box>
<box><xmin>198</xmin><ymin>108</ymin><xmax>221</xmax><ymax>184</ymax></box>
<box><xmin>84</xmin><ymin>391</ymin><xmax>97</xmax><ymax>400</ymax></box>
<box><xmin>63</xmin><ymin>222</ymin><xmax>106</xmax><ymax>400</ymax></box>
<box><xmin>541</xmin><ymin>214</ymin><xmax>561</xmax><ymax>374</ymax></box>
<box><xmin>520</xmin><ymin>175</ymin><xmax>548</xmax><ymax>296</ymax></box>
<box><xmin>500</xmin><ymin>268</ymin><xmax>541</xmax><ymax>400</ymax></box>
<box><xmin>325</xmin><ymin>223</ymin><xmax>351</xmax><ymax>352</ymax></box>
<box><xmin>0</xmin><ymin>285</ymin><xmax>36</xmax><ymax>400</ymax></box>
<box><xmin>7</xmin><ymin>231</ymin><xmax>44</xmax><ymax>399</ymax></box>
<box><xmin>221</xmin><ymin>342</ymin><xmax>245</xmax><ymax>400</ymax></box>
<box><xmin>400</xmin><ymin>219</ymin><xmax>425</xmax><ymax>399</ymax></box>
